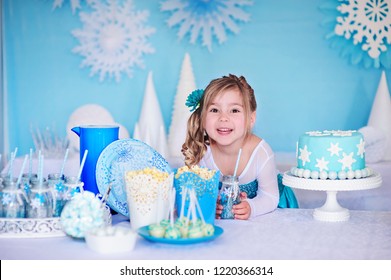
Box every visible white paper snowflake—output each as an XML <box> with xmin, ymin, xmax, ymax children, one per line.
<box><xmin>335</xmin><ymin>0</ymin><xmax>391</xmax><ymax>59</ymax></box>
<box><xmin>52</xmin><ymin>0</ymin><xmax>96</xmax><ymax>14</ymax></box>
<box><xmin>72</xmin><ymin>0</ymin><xmax>156</xmax><ymax>82</ymax></box>
<box><xmin>161</xmin><ymin>0</ymin><xmax>253</xmax><ymax>52</ymax></box>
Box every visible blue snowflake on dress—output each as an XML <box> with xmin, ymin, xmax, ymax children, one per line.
<box><xmin>72</xmin><ymin>0</ymin><xmax>156</xmax><ymax>82</ymax></box>
<box><xmin>161</xmin><ymin>0</ymin><xmax>253</xmax><ymax>52</ymax></box>
<box><xmin>320</xmin><ymin>0</ymin><xmax>391</xmax><ymax>69</ymax></box>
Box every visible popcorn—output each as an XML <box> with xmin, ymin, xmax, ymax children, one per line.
<box><xmin>125</xmin><ymin>167</ymin><xmax>169</xmax><ymax>182</ymax></box>
<box><xmin>175</xmin><ymin>165</ymin><xmax>216</xmax><ymax>180</ymax></box>
<box><xmin>124</xmin><ymin>168</ymin><xmax>173</xmax><ymax>230</ymax></box>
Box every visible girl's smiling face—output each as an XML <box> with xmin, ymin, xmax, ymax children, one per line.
<box><xmin>204</xmin><ymin>89</ymin><xmax>254</xmax><ymax>148</ymax></box>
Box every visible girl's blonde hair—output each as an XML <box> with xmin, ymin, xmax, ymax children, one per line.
<box><xmin>181</xmin><ymin>74</ymin><xmax>257</xmax><ymax>167</ymax></box>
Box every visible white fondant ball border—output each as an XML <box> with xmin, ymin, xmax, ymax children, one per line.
<box><xmin>290</xmin><ymin>166</ymin><xmax>373</xmax><ymax>180</ymax></box>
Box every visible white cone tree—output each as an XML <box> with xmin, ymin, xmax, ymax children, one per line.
<box><xmin>134</xmin><ymin>71</ymin><xmax>168</xmax><ymax>157</ymax></box>
<box><xmin>368</xmin><ymin>71</ymin><xmax>391</xmax><ymax>161</ymax></box>
<box><xmin>168</xmin><ymin>53</ymin><xmax>197</xmax><ymax>160</ymax></box>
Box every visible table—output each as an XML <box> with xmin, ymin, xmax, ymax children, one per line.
<box><xmin>1</xmin><ymin>208</ymin><xmax>390</xmax><ymax>260</ymax></box>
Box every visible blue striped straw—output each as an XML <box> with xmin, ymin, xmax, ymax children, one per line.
<box><xmin>60</xmin><ymin>148</ymin><xmax>69</xmax><ymax>177</ymax></box>
<box><xmin>17</xmin><ymin>155</ymin><xmax>28</xmax><ymax>185</ymax></box>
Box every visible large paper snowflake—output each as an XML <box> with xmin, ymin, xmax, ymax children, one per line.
<box><xmin>161</xmin><ymin>0</ymin><xmax>253</xmax><ymax>52</ymax></box>
<box><xmin>320</xmin><ymin>0</ymin><xmax>391</xmax><ymax>68</ymax></box>
<box><xmin>52</xmin><ymin>0</ymin><xmax>95</xmax><ymax>14</ymax></box>
<box><xmin>72</xmin><ymin>0</ymin><xmax>156</xmax><ymax>82</ymax></box>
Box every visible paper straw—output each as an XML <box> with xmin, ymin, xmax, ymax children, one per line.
<box><xmin>39</xmin><ymin>154</ymin><xmax>44</xmax><ymax>186</ymax></box>
<box><xmin>17</xmin><ymin>155</ymin><xmax>28</xmax><ymax>185</ymax></box>
<box><xmin>28</xmin><ymin>148</ymin><xmax>33</xmax><ymax>178</ymax></box>
<box><xmin>77</xmin><ymin>150</ymin><xmax>88</xmax><ymax>180</ymax></box>
<box><xmin>233</xmin><ymin>148</ymin><xmax>242</xmax><ymax>177</ymax></box>
<box><xmin>60</xmin><ymin>148</ymin><xmax>69</xmax><ymax>177</ymax></box>
<box><xmin>37</xmin><ymin>150</ymin><xmax>41</xmax><ymax>176</ymax></box>
<box><xmin>7</xmin><ymin>147</ymin><xmax>18</xmax><ymax>179</ymax></box>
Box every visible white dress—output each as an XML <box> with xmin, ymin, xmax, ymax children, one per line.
<box><xmin>199</xmin><ymin>140</ymin><xmax>280</xmax><ymax>218</ymax></box>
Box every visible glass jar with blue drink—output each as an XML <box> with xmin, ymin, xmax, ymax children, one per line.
<box><xmin>1</xmin><ymin>177</ymin><xmax>27</xmax><ymax>218</ymax></box>
<box><xmin>47</xmin><ymin>173</ymin><xmax>66</xmax><ymax>217</ymax></box>
<box><xmin>21</xmin><ymin>173</ymin><xmax>38</xmax><ymax>198</ymax></box>
<box><xmin>219</xmin><ymin>175</ymin><xmax>241</xmax><ymax>219</ymax></box>
<box><xmin>26</xmin><ymin>178</ymin><xmax>54</xmax><ymax>218</ymax></box>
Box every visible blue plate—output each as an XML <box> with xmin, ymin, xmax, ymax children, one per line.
<box><xmin>95</xmin><ymin>138</ymin><xmax>172</xmax><ymax>217</ymax></box>
<box><xmin>138</xmin><ymin>225</ymin><xmax>224</xmax><ymax>244</ymax></box>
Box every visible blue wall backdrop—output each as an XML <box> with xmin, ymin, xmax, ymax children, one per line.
<box><xmin>2</xmin><ymin>0</ymin><xmax>390</xmax><ymax>157</ymax></box>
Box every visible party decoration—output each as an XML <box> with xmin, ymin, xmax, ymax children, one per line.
<box><xmin>161</xmin><ymin>0</ymin><xmax>253</xmax><ymax>52</ymax></box>
<box><xmin>168</xmin><ymin>53</ymin><xmax>196</xmax><ymax>160</ymax></box>
<box><xmin>72</xmin><ymin>0</ymin><xmax>156</xmax><ymax>82</ymax></box>
<box><xmin>320</xmin><ymin>0</ymin><xmax>391</xmax><ymax>68</ymax></box>
<box><xmin>52</xmin><ymin>0</ymin><xmax>93</xmax><ymax>14</ymax></box>
<box><xmin>133</xmin><ymin>72</ymin><xmax>168</xmax><ymax>158</ymax></box>
<box><xmin>367</xmin><ymin>71</ymin><xmax>391</xmax><ymax>161</ymax></box>
<box><xmin>186</xmin><ymin>89</ymin><xmax>204</xmax><ymax>112</ymax></box>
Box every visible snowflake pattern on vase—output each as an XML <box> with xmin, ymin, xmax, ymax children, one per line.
<box><xmin>72</xmin><ymin>0</ymin><xmax>156</xmax><ymax>82</ymax></box>
<box><xmin>161</xmin><ymin>0</ymin><xmax>253</xmax><ymax>52</ymax></box>
<box><xmin>320</xmin><ymin>0</ymin><xmax>391</xmax><ymax>69</ymax></box>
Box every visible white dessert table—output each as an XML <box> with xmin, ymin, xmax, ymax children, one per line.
<box><xmin>1</xmin><ymin>208</ymin><xmax>390</xmax><ymax>260</ymax></box>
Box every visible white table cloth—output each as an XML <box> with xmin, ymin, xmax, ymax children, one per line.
<box><xmin>1</xmin><ymin>208</ymin><xmax>390</xmax><ymax>260</ymax></box>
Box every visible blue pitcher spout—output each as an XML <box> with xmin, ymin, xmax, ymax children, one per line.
<box><xmin>71</xmin><ymin>127</ymin><xmax>81</xmax><ymax>137</ymax></box>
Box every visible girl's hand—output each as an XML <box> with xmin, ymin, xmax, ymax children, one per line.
<box><xmin>233</xmin><ymin>192</ymin><xmax>251</xmax><ymax>220</ymax></box>
<box><xmin>215</xmin><ymin>195</ymin><xmax>223</xmax><ymax>219</ymax></box>
<box><xmin>215</xmin><ymin>199</ymin><xmax>223</xmax><ymax>219</ymax></box>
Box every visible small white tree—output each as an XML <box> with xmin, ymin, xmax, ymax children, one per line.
<box><xmin>168</xmin><ymin>53</ymin><xmax>197</xmax><ymax>161</ymax></box>
<box><xmin>134</xmin><ymin>71</ymin><xmax>168</xmax><ymax>157</ymax></box>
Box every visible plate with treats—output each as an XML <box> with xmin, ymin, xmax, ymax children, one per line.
<box><xmin>96</xmin><ymin>138</ymin><xmax>172</xmax><ymax>217</ymax></box>
<box><xmin>137</xmin><ymin>224</ymin><xmax>224</xmax><ymax>245</ymax></box>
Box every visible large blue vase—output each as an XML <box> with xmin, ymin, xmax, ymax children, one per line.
<box><xmin>71</xmin><ymin>125</ymin><xmax>119</xmax><ymax>195</ymax></box>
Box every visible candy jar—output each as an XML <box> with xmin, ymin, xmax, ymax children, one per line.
<box><xmin>26</xmin><ymin>178</ymin><xmax>54</xmax><ymax>218</ymax></box>
<box><xmin>219</xmin><ymin>175</ymin><xmax>240</xmax><ymax>219</ymax></box>
<box><xmin>47</xmin><ymin>173</ymin><xmax>65</xmax><ymax>217</ymax></box>
<box><xmin>1</xmin><ymin>177</ymin><xmax>27</xmax><ymax>218</ymax></box>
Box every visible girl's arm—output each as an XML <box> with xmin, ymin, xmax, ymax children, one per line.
<box><xmin>246</xmin><ymin>142</ymin><xmax>280</xmax><ymax>218</ymax></box>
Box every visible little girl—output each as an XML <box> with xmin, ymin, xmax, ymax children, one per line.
<box><xmin>182</xmin><ymin>74</ymin><xmax>294</xmax><ymax>220</ymax></box>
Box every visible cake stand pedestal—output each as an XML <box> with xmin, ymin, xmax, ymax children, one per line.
<box><xmin>282</xmin><ymin>172</ymin><xmax>382</xmax><ymax>222</ymax></box>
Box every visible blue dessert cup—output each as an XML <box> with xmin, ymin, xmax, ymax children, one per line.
<box><xmin>174</xmin><ymin>168</ymin><xmax>220</xmax><ymax>225</ymax></box>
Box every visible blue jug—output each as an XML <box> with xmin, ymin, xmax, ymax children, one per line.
<box><xmin>71</xmin><ymin>125</ymin><xmax>119</xmax><ymax>195</ymax></box>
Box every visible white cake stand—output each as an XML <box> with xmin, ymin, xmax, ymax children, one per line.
<box><xmin>282</xmin><ymin>171</ymin><xmax>382</xmax><ymax>222</ymax></box>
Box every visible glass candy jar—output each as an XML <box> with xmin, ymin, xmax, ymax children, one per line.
<box><xmin>26</xmin><ymin>178</ymin><xmax>54</xmax><ymax>219</ymax></box>
<box><xmin>47</xmin><ymin>173</ymin><xmax>66</xmax><ymax>217</ymax></box>
<box><xmin>219</xmin><ymin>175</ymin><xmax>241</xmax><ymax>219</ymax></box>
<box><xmin>1</xmin><ymin>177</ymin><xmax>27</xmax><ymax>218</ymax></box>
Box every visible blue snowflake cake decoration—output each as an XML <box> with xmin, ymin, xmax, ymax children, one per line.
<box><xmin>161</xmin><ymin>0</ymin><xmax>253</xmax><ymax>52</ymax></box>
<box><xmin>320</xmin><ymin>0</ymin><xmax>391</xmax><ymax>69</ymax></box>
